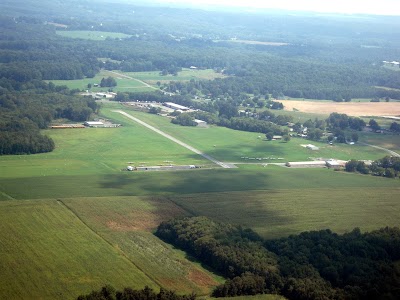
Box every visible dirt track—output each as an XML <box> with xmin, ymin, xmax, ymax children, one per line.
<box><xmin>280</xmin><ymin>100</ymin><xmax>400</xmax><ymax>117</ymax></box>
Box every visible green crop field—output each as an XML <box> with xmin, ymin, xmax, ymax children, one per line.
<box><xmin>48</xmin><ymin>70</ymin><xmax>154</xmax><ymax>92</ymax></box>
<box><xmin>0</xmin><ymin>200</ymin><xmax>156</xmax><ymax>300</ymax></box>
<box><xmin>63</xmin><ymin>196</ymin><xmax>221</xmax><ymax>295</ymax></box>
<box><xmin>1</xmin><ymin>104</ymin><xmax>400</xmax><ymax>299</ymax></box>
<box><xmin>56</xmin><ymin>30</ymin><xmax>132</xmax><ymax>40</ymax></box>
<box><xmin>124</xmin><ymin>68</ymin><xmax>226</xmax><ymax>84</ymax></box>
<box><xmin>168</xmin><ymin>186</ymin><xmax>400</xmax><ymax>239</ymax></box>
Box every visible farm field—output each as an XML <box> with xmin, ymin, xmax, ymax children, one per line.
<box><xmin>1</xmin><ymin>105</ymin><xmax>400</xmax><ymax>299</ymax></box>
<box><xmin>0</xmin><ymin>200</ymin><xmax>157</xmax><ymax>300</ymax></box>
<box><xmin>168</xmin><ymin>187</ymin><xmax>400</xmax><ymax>239</ymax></box>
<box><xmin>109</xmin><ymin>107</ymin><xmax>389</xmax><ymax>161</ymax></box>
<box><xmin>63</xmin><ymin>196</ymin><xmax>221</xmax><ymax>295</ymax></box>
<box><xmin>56</xmin><ymin>30</ymin><xmax>132</xmax><ymax>40</ymax></box>
<box><xmin>0</xmin><ymin>109</ymin><xmax>210</xmax><ymax>179</ymax></box>
<box><xmin>124</xmin><ymin>68</ymin><xmax>227</xmax><ymax>84</ymax></box>
<box><xmin>48</xmin><ymin>70</ymin><xmax>154</xmax><ymax>92</ymax></box>
<box><xmin>280</xmin><ymin>100</ymin><xmax>400</xmax><ymax>117</ymax></box>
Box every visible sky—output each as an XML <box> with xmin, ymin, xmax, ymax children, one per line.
<box><xmin>156</xmin><ymin>0</ymin><xmax>400</xmax><ymax>15</ymax></box>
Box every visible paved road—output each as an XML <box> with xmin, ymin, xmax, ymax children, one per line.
<box><xmin>113</xmin><ymin>110</ymin><xmax>236</xmax><ymax>168</ymax></box>
<box><xmin>359</xmin><ymin>142</ymin><xmax>400</xmax><ymax>157</ymax></box>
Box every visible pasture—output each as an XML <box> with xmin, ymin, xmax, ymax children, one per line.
<box><xmin>56</xmin><ymin>30</ymin><xmax>132</xmax><ymax>40</ymax></box>
<box><xmin>279</xmin><ymin>100</ymin><xmax>400</xmax><ymax>117</ymax></box>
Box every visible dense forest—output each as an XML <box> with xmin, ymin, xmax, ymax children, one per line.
<box><xmin>156</xmin><ymin>217</ymin><xmax>400</xmax><ymax>300</ymax></box>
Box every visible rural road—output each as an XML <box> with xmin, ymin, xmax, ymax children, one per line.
<box><xmin>359</xmin><ymin>142</ymin><xmax>400</xmax><ymax>157</ymax></box>
<box><xmin>113</xmin><ymin>110</ymin><xmax>236</xmax><ymax>168</ymax></box>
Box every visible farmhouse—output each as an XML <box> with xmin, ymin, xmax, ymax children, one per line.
<box><xmin>163</xmin><ymin>102</ymin><xmax>190</xmax><ymax>111</ymax></box>
<box><xmin>194</xmin><ymin>119</ymin><xmax>207</xmax><ymax>127</ymax></box>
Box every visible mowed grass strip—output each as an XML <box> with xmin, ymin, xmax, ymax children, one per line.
<box><xmin>56</xmin><ymin>30</ymin><xmax>132</xmax><ymax>40</ymax></box>
<box><xmin>63</xmin><ymin>196</ymin><xmax>221</xmax><ymax>294</ymax></box>
<box><xmin>48</xmin><ymin>70</ymin><xmax>153</xmax><ymax>92</ymax></box>
<box><xmin>169</xmin><ymin>187</ymin><xmax>400</xmax><ymax>239</ymax></box>
<box><xmin>107</xmin><ymin>108</ymin><xmax>388</xmax><ymax>161</ymax></box>
<box><xmin>0</xmin><ymin>200</ymin><xmax>156</xmax><ymax>300</ymax></box>
<box><xmin>0</xmin><ymin>113</ymin><xmax>209</xmax><ymax>179</ymax></box>
<box><xmin>124</xmin><ymin>68</ymin><xmax>226</xmax><ymax>84</ymax></box>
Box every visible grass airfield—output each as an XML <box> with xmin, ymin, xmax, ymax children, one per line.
<box><xmin>0</xmin><ymin>104</ymin><xmax>400</xmax><ymax>299</ymax></box>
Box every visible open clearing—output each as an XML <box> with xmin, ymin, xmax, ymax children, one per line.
<box><xmin>0</xmin><ymin>200</ymin><xmax>156</xmax><ymax>300</ymax></box>
<box><xmin>218</xmin><ymin>40</ymin><xmax>289</xmax><ymax>46</ymax></box>
<box><xmin>48</xmin><ymin>70</ymin><xmax>154</xmax><ymax>92</ymax></box>
<box><xmin>111</xmin><ymin>107</ymin><xmax>388</xmax><ymax>161</ymax></box>
<box><xmin>124</xmin><ymin>68</ymin><xmax>227</xmax><ymax>84</ymax></box>
<box><xmin>63</xmin><ymin>196</ymin><xmax>221</xmax><ymax>295</ymax></box>
<box><xmin>280</xmin><ymin>100</ymin><xmax>400</xmax><ymax>117</ymax></box>
<box><xmin>56</xmin><ymin>30</ymin><xmax>132</xmax><ymax>40</ymax></box>
<box><xmin>1</xmin><ymin>103</ymin><xmax>400</xmax><ymax>299</ymax></box>
<box><xmin>168</xmin><ymin>187</ymin><xmax>400</xmax><ymax>239</ymax></box>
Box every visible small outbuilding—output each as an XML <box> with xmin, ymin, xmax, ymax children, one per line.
<box><xmin>306</xmin><ymin>144</ymin><xmax>319</xmax><ymax>151</ymax></box>
<box><xmin>194</xmin><ymin>119</ymin><xmax>207</xmax><ymax>127</ymax></box>
<box><xmin>84</xmin><ymin>121</ymin><xmax>104</xmax><ymax>127</ymax></box>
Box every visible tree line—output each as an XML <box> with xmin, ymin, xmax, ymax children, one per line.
<box><xmin>77</xmin><ymin>285</ymin><xmax>196</xmax><ymax>300</ymax></box>
<box><xmin>156</xmin><ymin>216</ymin><xmax>400</xmax><ymax>300</ymax></box>
<box><xmin>0</xmin><ymin>79</ymin><xmax>99</xmax><ymax>155</ymax></box>
<box><xmin>345</xmin><ymin>155</ymin><xmax>400</xmax><ymax>178</ymax></box>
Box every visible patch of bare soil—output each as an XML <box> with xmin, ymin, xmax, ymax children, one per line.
<box><xmin>280</xmin><ymin>100</ymin><xmax>400</xmax><ymax>117</ymax></box>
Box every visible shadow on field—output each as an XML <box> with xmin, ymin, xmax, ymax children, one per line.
<box><xmin>99</xmin><ymin>168</ymin><xmax>275</xmax><ymax>195</ymax></box>
<box><xmin>198</xmin><ymin>141</ymin><xmax>293</xmax><ymax>162</ymax></box>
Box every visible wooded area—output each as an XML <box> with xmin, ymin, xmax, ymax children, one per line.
<box><xmin>156</xmin><ymin>217</ymin><xmax>400</xmax><ymax>300</ymax></box>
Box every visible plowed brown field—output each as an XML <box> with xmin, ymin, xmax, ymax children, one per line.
<box><xmin>280</xmin><ymin>100</ymin><xmax>400</xmax><ymax>116</ymax></box>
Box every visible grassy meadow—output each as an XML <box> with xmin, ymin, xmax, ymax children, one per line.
<box><xmin>48</xmin><ymin>68</ymin><xmax>225</xmax><ymax>92</ymax></box>
<box><xmin>48</xmin><ymin>70</ymin><xmax>154</xmax><ymax>92</ymax></box>
<box><xmin>110</xmin><ymin>107</ymin><xmax>389</xmax><ymax>161</ymax></box>
<box><xmin>0</xmin><ymin>200</ymin><xmax>157</xmax><ymax>300</ymax></box>
<box><xmin>1</xmin><ymin>104</ymin><xmax>400</xmax><ymax>299</ymax></box>
<box><xmin>124</xmin><ymin>68</ymin><xmax>226</xmax><ymax>84</ymax></box>
<box><xmin>63</xmin><ymin>196</ymin><xmax>221</xmax><ymax>295</ymax></box>
<box><xmin>56</xmin><ymin>30</ymin><xmax>132</xmax><ymax>40</ymax></box>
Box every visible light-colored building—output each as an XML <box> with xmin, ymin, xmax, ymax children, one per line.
<box><xmin>84</xmin><ymin>121</ymin><xmax>104</xmax><ymax>127</ymax></box>
<box><xmin>306</xmin><ymin>144</ymin><xmax>319</xmax><ymax>151</ymax></box>
<box><xmin>194</xmin><ymin>119</ymin><xmax>207</xmax><ymax>127</ymax></box>
<box><xmin>163</xmin><ymin>102</ymin><xmax>190</xmax><ymax>111</ymax></box>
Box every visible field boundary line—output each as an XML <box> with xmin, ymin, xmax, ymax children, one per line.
<box><xmin>113</xmin><ymin>110</ymin><xmax>236</xmax><ymax>168</ymax></box>
<box><xmin>57</xmin><ymin>199</ymin><xmax>161</xmax><ymax>288</ymax></box>
<box><xmin>0</xmin><ymin>191</ymin><xmax>16</xmax><ymax>200</ymax></box>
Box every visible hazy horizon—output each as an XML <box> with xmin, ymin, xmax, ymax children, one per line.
<box><xmin>152</xmin><ymin>0</ymin><xmax>400</xmax><ymax>16</ymax></box>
